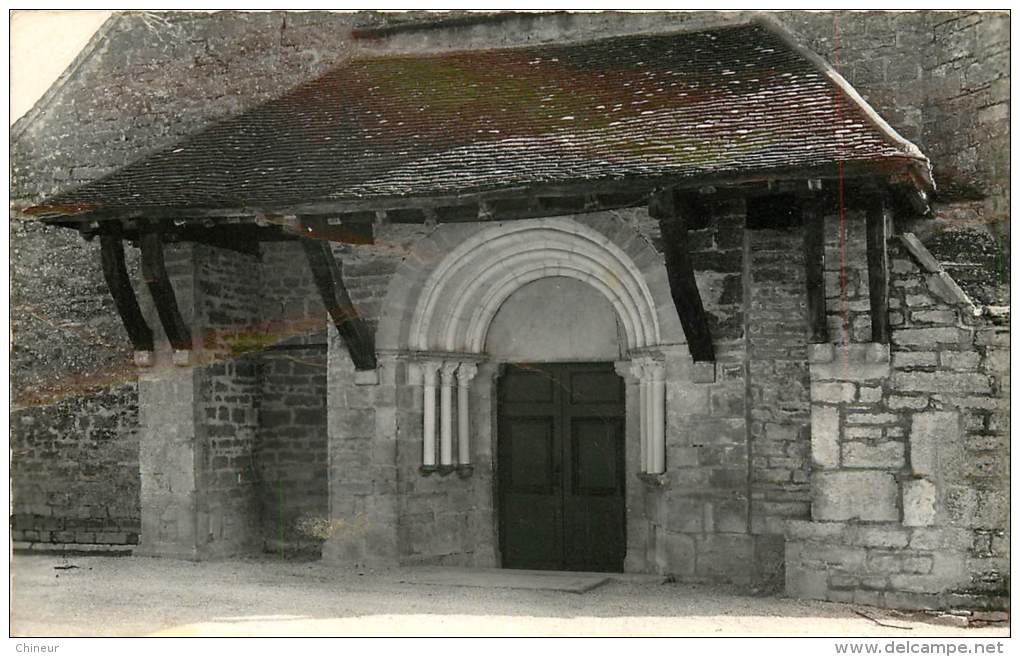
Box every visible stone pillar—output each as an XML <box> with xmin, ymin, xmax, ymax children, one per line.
<box><xmin>322</xmin><ymin>346</ymin><xmax>400</xmax><ymax>566</ymax></box>
<box><xmin>137</xmin><ymin>365</ymin><xmax>200</xmax><ymax>559</ymax></box>
<box><xmin>457</xmin><ymin>363</ymin><xmax>478</xmax><ymax>465</ymax></box>
<box><xmin>135</xmin><ymin>242</ymin><xmax>261</xmax><ymax>560</ymax></box>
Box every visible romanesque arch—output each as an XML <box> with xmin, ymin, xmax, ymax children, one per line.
<box><xmin>376</xmin><ymin>214</ymin><xmax>678</xmax><ymax>475</ymax></box>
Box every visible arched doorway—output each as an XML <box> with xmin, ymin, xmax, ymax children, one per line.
<box><xmin>486</xmin><ymin>276</ymin><xmax>627</xmax><ymax>571</ymax></box>
<box><xmin>373</xmin><ymin>215</ymin><xmax>680</xmax><ymax>570</ymax></box>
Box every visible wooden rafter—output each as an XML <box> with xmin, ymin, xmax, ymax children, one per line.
<box><xmin>649</xmin><ymin>188</ymin><xmax>715</xmax><ymax>363</ymax></box>
<box><xmin>139</xmin><ymin>231</ymin><xmax>192</xmax><ymax>352</ymax></box>
<box><xmin>99</xmin><ymin>233</ymin><xmax>154</xmax><ymax>353</ymax></box>
<box><xmin>301</xmin><ymin>238</ymin><xmax>377</xmax><ymax>371</ymax></box>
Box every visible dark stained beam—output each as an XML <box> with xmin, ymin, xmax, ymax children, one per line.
<box><xmin>30</xmin><ymin>160</ymin><xmax>924</xmax><ymax>225</ymax></box>
<box><xmin>297</xmin><ymin>216</ymin><xmax>375</xmax><ymax>245</ymax></box>
<box><xmin>649</xmin><ymin>188</ymin><xmax>715</xmax><ymax>363</ymax></box>
<box><xmin>99</xmin><ymin>233</ymin><xmax>154</xmax><ymax>353</ymax></box>
<box><xmin>140</xmin><ymin>231</ymin><xmax>193</xmax><ymax>352</ymax></box>
<box><xmin>802</xmin><ymin>197</ymin><xmax>829</xmax><ymax>344</ymax></box>
<box><xmin>301</xmin><ymin>238</ymin><xmax>377</xmax><ymax>371</ymax></box>
<box><xmin>865</xmin><ymin>194</ymin><xmax>891</xmax><ymax>344</ymax></box>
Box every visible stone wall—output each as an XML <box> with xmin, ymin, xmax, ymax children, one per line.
<box><xmin>322</xmin><ymin>223</ymin><xmax>494</xmax><ymax>567</ymax></box>
<box><xmin>745</xmin><ymin>221</ymin><xmax>812</xmax><ymax>555</ymax></box>
<box><xmin>254</xmin><ymin>242</ymin><xmax>329</xmax><ymax>555</ymax></box>
<box><xmin>637</xmin><ymin>199</ymin><xmax>756</xmax><ymax>584</ymax></box>
<box><xmin>785</xmin><ymin>237</ymin><xmax>1009</xmax><ymax>610</ymax></box>
<box><xmin>193</xmin><ymin>245</ymin><xmax>263</xmax><ymax>557</ymax></box>
<box><xmin>11</xmin><ymin>384</ymin><xmax>140</xmax><ymax>548</ymax></box>
<box><xmin>11</xmin><ymin>219</ymin><xmax>143</xmax><ymax>548</ymax></box>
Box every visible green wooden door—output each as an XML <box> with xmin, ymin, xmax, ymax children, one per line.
<box><xmin>498</xmin><ymin>363</ymin><xmax>626</xmax><ymax>572</ymax></box>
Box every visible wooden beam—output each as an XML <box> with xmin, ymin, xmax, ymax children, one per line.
<box><xmin>30</xmin><ymin>160</ymin><xmax>918</xmax><ymax>225</ymax></box>
<box><xmin>865</xmin><ymin>194</ymin><xmax>891</xmax><ymax>344</ymax></box>
<box><xmin>298</xmin><ymin>216</ymin><xmax>375</xmax><ymax>245</ymax></box>
<box><xmin>139</xmin><ymin>231</ymin><xmax>193</xmax><ymax>352</ymax></box>
<box><xmin>802</xmin><ymin>197</ymin><xmax>829</xmax><ymax>344</ymax></box>
<box><xmin>649</xmin><ymin>188</ymin><xmax>715</xmax><ymax>363</ymax></box>
<box><xmin>301</xmin><ymin>238</ymin><xmax>377</xmax><ymax>371</ymax></box>
<box><xmin>99</xmin><ymin>233</ymin><xmax>154</xmax><ymax>353</ymax></box>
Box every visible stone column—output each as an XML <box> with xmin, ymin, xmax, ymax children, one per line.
<box><xmin>457</xmin><ymin>363</ymin><xmax>478</xmax><ymax>465</ymax></box>
<box><xmin>629</xmin><ymin>356</ymin><xmax>666</xmax><ymax>474</ymax></box>
<box><xmin>631</xmin><ymin>359</ymin><xmax>649</xmax><ymax>472</ymax></box>
<box><xmin>649</xmin><ymin>360</ymin><xmax>666</xmax><ymax>474</ymax></box>
<box><xmin>439</xmin><ymin>361</ymin><xmax>459</xmax><ymax>466</ymax></box>
<box><xmin>421</xmin><ymin>361</ymin><xmax>441</xmax><ymax>467</ymax></box>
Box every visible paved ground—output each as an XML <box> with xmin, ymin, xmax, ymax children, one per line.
<box><xmin>9</xmin><ymin>555</ymin><xmax>1009</xmax><ymax>637</ymax></box>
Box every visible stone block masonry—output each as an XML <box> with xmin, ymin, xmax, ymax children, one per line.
<box><xmin>255</xmin><ymin>242</ymin><xmax>329</xmax><ymax>556</ymax></box>
<box><xmin>745</xmin><ymin>223</ymin><xmax>812</xmax><ymax>543</ymax></box>
<box><xmin>785</xmin><ymin>239</ymin><xmax>1008</xmax><ymax>610</ymax></box>
<box><xmin>136</xmin><ymin>243</ymin><xmax>263</xmax><ymax>559</ymax></box>
<box><xmin>11</xmin><ymin>383</ymin><xmax>141</xmax><ymax>547</ymax></box>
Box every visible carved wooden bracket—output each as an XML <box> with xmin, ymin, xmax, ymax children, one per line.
<box><xmin>649</xmin><ymin>188</ymin><xmax>715</xmax><ymax>363</ymax></box>
<box><xmin>140</xmin><ymin>230</ymin><xmax>193</xmax><ymax>354</ymax></box>
<box><xmin>301</xmin><ymin>238</ymin><xmax>377</xmax><ymax>371</ymax></box>
<box><xmin>99</xmin><ymin>232</ymin><xmax>154</xmax><ymax>355</ymax></box>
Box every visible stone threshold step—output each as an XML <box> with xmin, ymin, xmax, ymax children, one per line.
<box><xmin>395</xmin><ymin>566</ymin><xmax>666</xmax><ymax>593</ymax></box>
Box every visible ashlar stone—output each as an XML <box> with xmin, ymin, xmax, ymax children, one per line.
<box><xmin>902</xmin><ymin>479</ymin><xmax>937</xmax><ymax>528</ymax></box>
<box><xmin>813</xmin><ymin>471</ymin><xmax>899</xmax><ymax>522</ymax></box>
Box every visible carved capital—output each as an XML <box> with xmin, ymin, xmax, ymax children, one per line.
<box><xmin>457</xmin><ymin>362</ymin><xmax>479</xmax><ymax>386</ymax></box>
<box><xmin>420</xmin><ymin>360</ymin><xmax>442</xmax><ymax>386</ymax></box>
<box><xmin>440</xmin><ymin>360</ymin><xmax>460</xmax><ymax>385</ymax></box>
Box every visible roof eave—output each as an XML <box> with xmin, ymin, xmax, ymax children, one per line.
<box><xmin>753</xmin><ymin>12</ymin><xmax>934</xmax><ymax>191</ymax></box>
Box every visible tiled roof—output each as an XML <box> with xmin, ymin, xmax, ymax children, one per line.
<box><xmin>31</xmin><ymin>20</ymin><xmax>929</xmax><ymax>218</ymax></box>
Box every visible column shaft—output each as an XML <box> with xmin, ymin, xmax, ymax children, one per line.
<box><xmin>422</xmin><ymin>363</ymin><xmax>440</xmax><ymax>466</ymax></box>
<box><xmin>651</xmin><ymin>364</ymin><xmax>666</xmax><ymax>474</ymax></box>
<box><xmin>440</xmin><ymin>362</ymin><xmax>458</xmax><ymax>466</ymax></box>
<box><xmin>457</xmin><ymin>363</ymin><xmax>478</xmax><ymax>465</ymax></box>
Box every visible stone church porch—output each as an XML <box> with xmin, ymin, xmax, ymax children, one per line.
<box><xmin>12</xmin><ymin>13</ymin><xmax>1008</xmax><ymax>614</ymax></box>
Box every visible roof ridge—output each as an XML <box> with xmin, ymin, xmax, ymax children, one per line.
<box><xmin>348</xmin><ymin>14</ymin><xmax>758</xmax><ymax>63</ymax></box>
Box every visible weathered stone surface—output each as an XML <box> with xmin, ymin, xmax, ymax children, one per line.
<box><xmin>910</xmin><ymin>411</ymin><xmax>959</xmax><ymax>476</ymax></box>
<box><xmin>892</xmin><ymin>351</ymin><xmax>938</xmax><ymax>368</ymax></box>
<box><xmin>902</xmin><ymin>479</ymin><xmax>937</xmax><ymax>527</ymax></box>
<box><xmin>810</xmin><ymin>405</ymin><xmax>839</xmax><ymax>469</ymax></box>
<box><xmin>813</xmin><ymin>471</ymin><xmax>899</xmax><ymax>521</ymax></box>
<box><xmin>842</xmin><ymin>441</ymin><xmax>905</xmax><ymax>469</ymax></box>
<box><xmin>857</xmin><ymin>386</ymin><xmax>883</xmax><ymax>403</ymax></box>
<box><xmin>785</xmin><ymin>562</ymin><xmax>828</xmax><ymax>600</ymax></box>
<box><xmin>894</xmin><ymin>371</ymin><xmax>991</xmax><ymax>395</ymax></box>
<box><xmin>847</xmin><ymin>525</ymin><xmax>910</xmax><ymax>548</ymax></box>
<box><xmin>892</xmin><ymin>327</ymin><xmax>961</xmax><ymax>346</ymax></box>
<box><xmin>657</xmin><ymin>531</ymin><xmax>696</xmax><ymax>577</ymax></box>
<box><xmin>809</xmin><ymin>343</ymin><xmax>891</xmax><ymax>381</ymax></box>
<box><xmin>812</xmin><ymin>382</ymin><xmax>856</xmax><ymax>403</ymax></box>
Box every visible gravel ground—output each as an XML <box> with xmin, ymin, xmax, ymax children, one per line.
<box><xmin>10</xmin><ymin>555</ymin><xmax>1009</xmax><ymax>637</ymax></box>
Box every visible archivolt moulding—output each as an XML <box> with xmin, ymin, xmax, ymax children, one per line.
<box><xmin>407</xmin><ymin>217</ymin><xmax>662</xmax><ymax>353</ymax></box>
